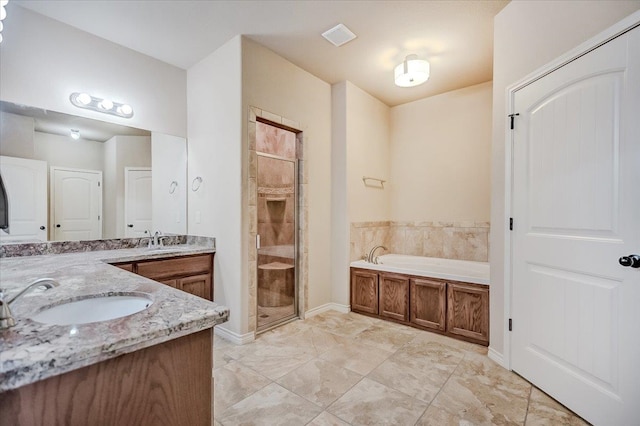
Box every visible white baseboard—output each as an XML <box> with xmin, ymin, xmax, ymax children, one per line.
<box><xmin>487</xmin><ymin>347</ymin><xmax>506</xmax><ymax>368</ymax></box>
<box><xmin>214</xmin><ymin>325</ymin><xmax>255</xmax><ymax>345</ymax></box>
<box><xmin>304</xmin><ymin>302</ymin><xmax>350</xmax><ymax>318</ymax></box>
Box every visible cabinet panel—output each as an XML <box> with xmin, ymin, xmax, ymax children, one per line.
<box><xmin>114</xmin><ymin>263</ymin><xmax>134</xmax><ymax>272</ymax></box>
<box><xmin>178</xmin><ymin>274</ymin><xmax>212</xmax><ymax>301</ymax></box>
<box><xmin>160</xmin><ymin>279</ymin><xmax>178</xmax><ymax>288</ymax></box>
<box><xmin>410</xmin><ymin>278</ymin><xmax>446</xmax><ymax>331</ymax></box>
<box><xmin>350</xmin><ymin>269</ymin><xmax>378</xmax><ymax>315</ymax></box>
<box><xmin>446</xmin><ymin>282</ymin><xmax>489</xmax><ymax>344</ymax></box>
<box><xmin>379</xmin><ymin>273</ymin><xmax>410</xmax><ymax>322</ymax></box>
<box><xmin>136</xmin><ymin>254</ymin><xmax>212</xmax><ymax>281</ymax></box>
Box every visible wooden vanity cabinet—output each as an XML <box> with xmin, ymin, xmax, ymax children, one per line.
<box><xmin>350</xmin><ymin>267</ymin><xmax>489</xmax><ymax>345</ymax></box>
<box><xmin>113</xmin><ymin>253</ymin><xmax>214</xmax><ymax>301</ymax></box>
<box><xmin>410</xmin><ymin>277</ymin><xmax>446</xmax><ymax>331</ymax></box>
<box><xmin>446</xmin><ymin>282</ymin><xmax>489</xmax><ymax>344</ymax></box>
<box><xmin>350</xmin><ymin>268</ymin><xmax>378</xmax><ymax>315</ymax></box>
<box><xmin>379</xmin><ymin>273</ymin><xmax>410</xmax><ymax>322</ymax></box>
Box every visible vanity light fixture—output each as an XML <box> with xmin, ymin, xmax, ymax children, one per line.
<box><xmin>70</xmin><ymin>129</ymin><xmax>80</xmax><ymax>140</ymax></box>
<box><xmin>69</xmin><ymin>92</ymin><xmax>134</xmax><ymax>119</ymax></box>
<box><xmin>394</xmin><ymin>54</ymin><xmax>430</xmax><ymax>87</ymax></box>
<box><xmin>0</xmin><ymin>0</ymin><xmax>9</xmax><ymax>43</ymax></box>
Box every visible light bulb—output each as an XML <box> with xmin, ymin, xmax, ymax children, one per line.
<box><xmin>99</xmin><ymin>99</ymin><xmax>113</xmax><ymax>110</ymax></box>
<box><xmin>0</xmin><ymin>33</ymin><xmax>3</xmax><ymax>44</ymax></box>
<box><xmin>0</xmin><ymin>6</ymin><xmax>6</xmax><ymax>21</ymax></box>
<box><xmin>0</xmin><ymin>1</ymin><xmax>8</xmax><ymax>7</ymax></box>
<box><xmin>117</xmin><ymin>104</ymin><xmax>133</xmax><ymax>115</ymax></box>
<box><xmin>70</xmin><ymin>129</ymin><xmax>80</xmax><ymax>140</ymax></box>
<box><xmin>0</xmin><ymin>21</ymin><xmax>4</xmax><ymax>31</ymax></box>
<box><xmin>76</xmin><ymin>92</ymin><xmax>91</xmax><ymax>105</ymax></box>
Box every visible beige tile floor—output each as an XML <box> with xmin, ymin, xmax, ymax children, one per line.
<box><xmin>213</xmin><ymin>311</ymin><xmax>589</xmax><ymax>426</ymax></box>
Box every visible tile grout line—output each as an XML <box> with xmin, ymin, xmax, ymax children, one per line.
<box><xmin>523</xmin><ymin>384</ymin><xmax>533</xmax><ymax>425</ymax></box>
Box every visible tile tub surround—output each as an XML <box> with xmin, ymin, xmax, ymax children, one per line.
<box><xmin>213</xmin><ymin>311</ymin><xmax>588</xmax><ymax>425</ymax></box>
<box><xmin>350</xmin><ymin>221</ymin><xmax>490</xmax><ymax>262</ymax></box>
<box><xmin>0</xmin><ymin>244</ymin><xmax>228</xmax><ymax>392</ymax></box>
<box><xmin>0</xmin><ymin>234</ymin><xmax>216</xmax><ymax>258</ymax></box>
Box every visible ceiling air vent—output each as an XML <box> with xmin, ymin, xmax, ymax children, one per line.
<box><xmin>321</xmin><ymin>24</ymin><xmax>357</xmax><ymax>47</ymax></box>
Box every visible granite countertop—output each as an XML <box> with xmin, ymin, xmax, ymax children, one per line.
<box><xmin>0</xmin><ymin>244</ymin><xmax>229</xmax><ymax>392</ymax></box>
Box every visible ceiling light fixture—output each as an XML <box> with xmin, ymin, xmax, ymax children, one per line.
<box><xmin>394</xmin><ymin>54</ymin><xmax>430</xmax><ymax>88</ymax></box>
<box><xmin>69</xmin><ymin>92</ymin><xmax>134</xmax><ymax>119</ymax></box>
<box><xmin>70</xmin><ymin>129</ymin><xmax>80</xmax><ymax>140</ymax></box>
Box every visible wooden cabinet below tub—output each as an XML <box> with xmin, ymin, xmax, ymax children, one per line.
<box><xmin>410</xmin><ymin>277</ymin><xmax>446</xmax><ymax>332</ymax></box>
<box><xmin>446</xmin><ymin>282</ymin><xmax>489</xmax><ymax>344</ymax></box>
<box><xmin>379</xmin><ymin>273</ymin><xmax>410</xmax><ymax>322</ymax></box>
<box><xmin>350</xmin><ymin>267</ymin><xmax>489</xmax><ymax>346</ymax></box>
<box><xmin>350</xmin><ymin>269</ymin><xmax>378</xmax><ymax>315</ymax></box>
<box><xmin>113</xmin><ymin>253</ymin><xmax>214</xmax><ymax>301</ymax></box>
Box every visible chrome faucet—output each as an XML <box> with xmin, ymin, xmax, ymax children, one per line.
<box><xmin>0</xmin><ymin>278</ymin><xmax>60</xmax><ymax>329</ymax></box>
<box><xmin>146</xmin><ymin>230</ymin><xmax>165</xmax><ymax>248</ymax></box>
<box><xmin>366</xmin><ymin>245</ymin><xmax>387</xmax><ymax>264</ymax></box>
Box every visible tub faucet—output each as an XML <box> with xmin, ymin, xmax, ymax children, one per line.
<box><xmin>367</xmin><ymin>245</ymin><xmax>387</xmax><ymax>264</ymax></box>
<box><xmin>0</xmin><ymin>278</ymin><xmax>60</xmax><ymax>329</ymax></box>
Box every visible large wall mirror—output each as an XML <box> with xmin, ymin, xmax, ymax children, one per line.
<box><xmin>0</xmin><ymin>101</ymin><xmax>187</xmax><ymax>243</ymax></box>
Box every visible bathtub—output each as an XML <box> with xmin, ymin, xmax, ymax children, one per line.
<box><xmin>350</xmin><ymin>254</ymin><xmax>489</xmax><ymax>285</ymax></box>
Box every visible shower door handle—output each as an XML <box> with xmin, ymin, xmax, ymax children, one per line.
<box><xmin>256</xmin><ymin>234</ymin><xmax>261</xmax><ymax>249</ymax></box>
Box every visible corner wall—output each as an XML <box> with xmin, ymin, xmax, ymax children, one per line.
<box><xmin>490</xmin><ymin>0</ymin><xmax>640</xmax><ymax>362</ymax></box>
<box><xmin>187</xmin><ymin>36</ymin><xmax>244</xmax><ymax>336</ymax></box>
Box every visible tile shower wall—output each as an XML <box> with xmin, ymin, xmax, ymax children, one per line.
<box><xmin>350</xmin><ymin>221</ymin><xmax>489</xmax><ymax>262</ymax></box>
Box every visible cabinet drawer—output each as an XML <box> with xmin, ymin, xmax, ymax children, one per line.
<box><xmin>114</xmin><ymin>263</ymin><xmax>134</xmax><ymax>272</ymax></box>
<box><xmin>137</xmin><ymin>254</ymin><xmax>212</xmax><ymax>280</ymax></box>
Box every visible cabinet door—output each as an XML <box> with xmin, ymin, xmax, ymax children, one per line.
<box><xmin>160</xmin><ymin>279</ymin><xmax>178</xmax><ymax>288</ymax></box>
<box><xmin>446</xmin><ymin>282</ymin><xmax>489</xmax><ymax>344</ymax></box>
<box><xmin>178</xmin><ymin>274</ymin><xmax>212</xmax><ymax>300</ymax></box>
<box><xmin>350</xmin><ymin>269</ymin><xmax>378</xmax><ymax>315</ymax></box>
<box><xmin>379</xmin><ymin>273</ymin><xmax>410</xmax><ymax>322</ymax></box>
<box><xmin>410</xmin><ymin>278</ymin><xmax>446</xmax><ymax>331</ymax></box>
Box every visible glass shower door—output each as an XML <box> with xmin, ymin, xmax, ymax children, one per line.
<box><xmin>256</xmin><ymin>153</ymin><xmax>297</xmax><ymax>331</ymax></box>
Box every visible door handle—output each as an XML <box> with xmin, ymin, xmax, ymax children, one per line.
<box><xmin>619</xmin><ymin>254</ymin><xmax>640</xmax><ymax>268</ymax></box>
<box><xmin>127</xmin><ymin>224</ymin><xmax>134</xmax><ymax>228</ymax></box>
<box><xmin>40</xmin><ymin>226</ymin><xmax>46</xmax><ymax>230</ymax></box>
<box><xmin>56</xmin><ymin>224</ymin><xmax>61</xmax><ymax>228</ymax></box>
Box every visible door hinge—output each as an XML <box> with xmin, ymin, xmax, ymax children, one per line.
<box><xmin>509</xmin><ymin>318</ymin><xmax>513</xmax><ymax>331</ymax></box>
<box><xmin>98</xmin><ymin>182</ymin><xmax>101</xmax><ymax>187</ymax></box>
<box><xmin>509</xmin><ymin>218</ymin><xmax>513</xmax><ymax>231</ymax></box>
<box><xmin>508</xmin><ymin>113</ymin><xmax>520</xmax><ymax>130</ymax></box>
<box><xmin>98</xmin><ymin>215</ymin><xmax>101</xmax><ymax>220</ymax></box>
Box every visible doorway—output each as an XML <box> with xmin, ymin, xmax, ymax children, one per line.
<box><xmin>256</xmin><ymin>121</ymin><xmax>299</xmax><ymax>332</ymax></box>
<box><xmin>124</xmin><ymin>167</ymin><xmax>152</xmax><ymax>238</ymax></box>
<box><xmin>509</xmin><ymin>23</ymin><xmax>639</xmax><ymax>425</ymax></box>
<box><xmin>50</xmin><ymin>166</ymin><xmax>103</xmax><ymax>241</ymax></box>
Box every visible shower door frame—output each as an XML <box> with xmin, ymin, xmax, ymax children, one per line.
<box><xmin>255</xmin><ymin>151</ymin><xmax>299</xmax><ymax>333</ymax></box>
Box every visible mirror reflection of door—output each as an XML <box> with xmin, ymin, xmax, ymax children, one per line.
<box><xmin>51</xmin><ymin>167</ymin><xmax>102</xmax><ymax>241</ymax></box>
<box><xmin>124</xmin><ymin>167</ymin><xmax>152</xmax><ymax>237</ymax></box>
<box><xmin>0</xmin><ymin>155</ymin><xmax>48</xmax><ymax>242</ymax></box>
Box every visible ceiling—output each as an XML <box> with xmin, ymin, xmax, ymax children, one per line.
<box><xmin>14</xmin><ymin>0</ymin><xmax>509</xmax><ymax>107</ymax></box>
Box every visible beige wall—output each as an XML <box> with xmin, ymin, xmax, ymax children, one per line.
<box><xmin>243</xmin><ymin>38</ymin><xmax>333</xmax><ymax>317</ymax></box>
<box><xmin>346</xmin><ymin>82</ymin><xmax>391</xmax><ymax>223</ymax></box>
<box><xmin>390</xmin><ymin>81</ymin><xmax>492</xmax><ymax>222</ymax></box>
<box><xmin>490</xmin><ymin>1</ymin><xmax>640</xmax><ymax>360</ymax></box>
<box><xmin>331</xmin><ymin>81</ymin><xmax>391</xmax><ymax>306</ymax></box>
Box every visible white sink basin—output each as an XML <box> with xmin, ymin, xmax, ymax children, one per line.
<box><xmin>31</xmin><ymin>293</ymin><xmax>153</xmax><ymax>325</ymax></box>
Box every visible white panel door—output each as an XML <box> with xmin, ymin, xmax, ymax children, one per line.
<box><xmin>51</xmin><ymin>167</ymin><xmax>102</xmax><ymax>241</ymax></box>
<box><xmin>0</xmin><ymin>156</ymin><xmax>48</xmax><ymax>241</ymax></box>
<box><xmin>124</xmin><ymin>167</ymin><xmax>152</xmax><ymax>238</ymax></box>
<box><xmin>512</xmin><ymin>27</ymin><xmax>640</xmax><ymax>424</ymax></box>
